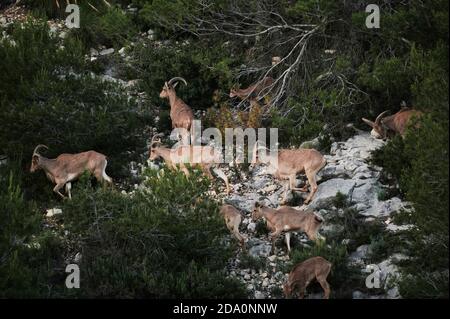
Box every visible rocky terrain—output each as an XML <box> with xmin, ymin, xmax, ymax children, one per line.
<box><xmin>221</xmin><ymin>133</ymin><xmax>413</xmax><ymax>299</ymax></box>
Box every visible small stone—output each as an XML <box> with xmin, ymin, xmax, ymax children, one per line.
<box><xmin>254</xmin><ymin>291</ymin><xmax>265</xmax><ymax>299</ymax></box>
<box><xmin>100</xmin><ymin>48</ymin><xmax>115</xmax><ymax>56</ymax></box>
<box><xmin>247</xmin><ymin>284</ymin><xmax>254</xmax><ymax>290</ymax></box>
<box><xmin>74</xmin><ymin>252</ymin><xmax>82</xmax><ymax>263</ymax></box>
<box><xmin>247</xmin><ymin>222</ymin><xmax>256</xmax><ymax>232</ymax></box>
<box><xmin>244</xmin><ymin>274</ymin><xmax>251</xmax><ymax>280</ymax></box>
<box><xmin>46</xmin><ymin>208</ymin><xmax>62</xmax><ymax>217</ymax></box>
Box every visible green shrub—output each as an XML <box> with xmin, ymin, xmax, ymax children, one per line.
<box><xmin>0</xmin><ymin>20</ymin><xmax>84</xmax><ymax>102</ymax></box>
<box><xmin>327</xmin><ymin>208</ymin><xmax>385</xmax><ymax>252</ymax></box>
<box><xmin>331</xmin><ymin>192</ymin><xmax>348</xmax><ymax>209</ymax></box>
<box><xmin>239</xmin><ymin>252</ymin><xmax>265</xmax><ymax>271</ymax></box>
<box><xmin>71</xmin><ymin>5</ymin><xmax>137</xmax><ymax>48</ymax></box>
<box><xmin>0</xmin><ymin>165</ymin><xmax>64</xmax><ymax>298</ymax></box>
<box><xmin>59</xmin><ymin>168</ymin><xmax>246</xmax><ymax>298</ymax></box>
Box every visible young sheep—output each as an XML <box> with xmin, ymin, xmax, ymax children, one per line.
<box><xmin>284</xmin><ymin>256</ymin><xmax>332</xmax><ymax>299</ymax></box>
<box><xmin>251</xmin><ymin>202</ymin><xmax>324</xmax><ymax>253</ymax></box>
<box><xmin>30</xmin><ymin>144</ymin><xmax>112</xmax><ymax>199</ymax></box>
<box><xmin>219</xmin><ymin>204</ymin><xmax>247</xmax><ymax>247</ymax></box>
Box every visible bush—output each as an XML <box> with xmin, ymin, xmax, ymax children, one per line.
<box><xmin>59</xmin><ymin>168</ymin><xmax>246</xmax><ymax>298</ymax></box>
<box><xmin>71</xmin><ymin>5</ymin><xmax>138</xmax><ymax>48</ymax></box>
<box><xmin>0</xmin><ymin>20</ymin><xmax>84</xmax><ymax>102</ymax></box>
<box><xmin>0</xmin><ymin>165</ymin><xmax>64</xmax><ymax>298</ymax></box>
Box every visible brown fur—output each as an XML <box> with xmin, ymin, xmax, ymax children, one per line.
<box><xmin>362</xmin><ymin>107</ymin><xmax>423</xmax><ymax>139</ymax></box>
<box><xmin>230</xmin><ymin>76</ymin><xmax>274</xmax><ymax>100</ymax></box>
<box><xmin>252</xmin><ymin>203</ymin><xmax>323</xmax><ymax>252</ymax></box>
<box><xmin>160</xmin><ymin>80</ymin><xmax>194</xmax><ymax>133</ymax></box>
<box><xmin>251</xmin><ymin>146</ymin><xmax>326</xmax><ymax>204</ymax></box>
<box><xmin>284</xmin><ymin>256</ymin><xmax>332</xmax><ymax>299</ymax></box>
<box><xmin>149</xmin><ymin>143</ymin><xmax>230</xmax><ymax>194</ymax></box>
<box><xmin>220</xmin><ymin>204</ymin><xmax>246</xmax><ymax>246</ymax></box>
<box><xmin>30</xmin><ymin>146</ymin><xmax>112</xmax><ymax>199</ymax></box>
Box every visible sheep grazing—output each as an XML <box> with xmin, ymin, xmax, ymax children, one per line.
<box><xmin>219</xmin><ymin>204</ymin><xmax>247</xmax><ymax>247</ymax></box>
<box><xmin>362</xmin><ymin>107</ymin><xmax>423</xmax><ymax>139</ymax></box>
<box><xmin>30</xmin><ymin>144</ymin><xmax>112</xmax><ymax>199</ymax></box>
<box><xmin>251</xmin><ymin>202</ymin><xmax>324</xmax><ymax>252</ymax></box>
<box><xmin>284</xmin><ymin>256</ymin><xmax>332</xmax><ymax>299</ymax></box>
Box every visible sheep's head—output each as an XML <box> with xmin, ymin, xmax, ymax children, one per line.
<box><xmin>229</xmin><ymin>88</ymin><xmax>238</xmax><ymax>98</ymax></box>
<box><xmin>251</xmin><ymin>201</ymin><xmax>264</xmax><ymax>221</ymax></box>
<box><xmin>30</xmin><ymin>144</ymin><xmax>48</xmax><ymax>173</ymax></box>
<box><xmin>362</xmin><ymin>110</ymin><xmax>389</xmax><ymax>139</ymax></box>
<box><xmin>148</xmin><ymin>134</ymin><xmax>164</xmax><ymax>161</ymax></box>
<box><xmin>160</xmin><ymin>77</ymin><xmax>187</xmax><ymax>99</ymax></box>
<box><xmin>283</xmin><ymin>282</ymin><xmax>292</xmax><ymax>298</ymax></box>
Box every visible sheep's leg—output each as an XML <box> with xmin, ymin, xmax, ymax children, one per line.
<box><xmin>280</xmin><ymin>181</ymin><xmax>291</xmax><ymax>205</ymax></box>
<box><xmin>53</xmin><ymin>182</ymin><xmax>67</xmax><ymax>199</ymax></box>
<box><xmin>304</xmin><ymin>170</ymin><xmax>318</xmax><ymax>204</ymax></box>
<box><xmin>269</xmin><ymin>229</ymin><xmax>282</xmax><ymax>253</ymax></box>
<box><xmin>285</xmin><ymin>232</ymin><xmax>292</xmax><ymax>252</ymax></box>
<box><xmin>180</xmin><ymin>164</ymin><xmax>190</xmax><ymax>177</ymax></box>
<box><xmin>95</xmin><ymin>160</ymin><xmax>113</xmax><ymax>188</ymax></box>
<box><xmin>298</xmin><ymin>286</ymin><xmax>306</xmax><ymax>299</ymax></box>
<box><xmin>232</xmin><ymin>217</ymin><xmax>246</xmax><ymax>247</ymax></box>
<box><xmin>299</xmin><ymin>180</ymin><xmax>309</xmax><ymax>192</ymax></box>
<box><xmin>289</xmin><ymin>174</ymin><xmax>306</xmax><ymax>192</ymax></box>
<box><xmin>65</xmin><ymin>182</ymin><xmax>72</xmax><ymax>199</ymax></box>
<box><xmin>202</xmin><ymin>164</ymin><xmax>214</xmax><ymax>179</ymax></box>
<box><xmin>317</xmin><ymin>277</ymin><xmax>331</xmax><ymax>299</ymax></box>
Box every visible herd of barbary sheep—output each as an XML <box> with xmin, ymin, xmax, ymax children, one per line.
<box><xmin>29</xmin><ymin>76</ymin><xmax>422</xmax><ymax>298</ymax></box>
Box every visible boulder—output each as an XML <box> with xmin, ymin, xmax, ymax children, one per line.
<box><xmin>308</xmin><ymin>178</ymin><xmax>356</xmax><ymax>209</ymax></box>
<box><xmin>248</xmin><ymin>243</ymin><xmax>272</xmax><ymax>258</ymax></box>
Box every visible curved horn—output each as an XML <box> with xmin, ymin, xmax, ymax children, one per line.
<box><xmin>375</xmin><ymin>110</ymin><xmax>390</xmax><ymax>125</ymax></box>
<box><xmin>33</xmin><ymin>144</ymin><xmax>48</xmax><ymax>156</ymax></box>
<box><xmin>168</xmin><ymin>77</ymin><xmax>187</xmax><ymax>87</ymax></box>
<box><xmin>150</xmin><ymin>133</ymin><xmax>164</xmax><ymax>147</ymax></box>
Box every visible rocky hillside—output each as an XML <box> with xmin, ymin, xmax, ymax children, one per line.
<box><xmin>1</xmin><ymin>1</ymin><xmax>447</xmax><ymax>299</ymax></box>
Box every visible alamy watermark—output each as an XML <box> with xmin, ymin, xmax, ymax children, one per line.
<box><xmin>65</xmin><ymin>4</ymin><xmax>80</xmax><ymax>29</ymax></box>
<box><xmin>155</xmin><ymin>120</ymin><xmax>279</xmax><ymax>168</ymax></box>
<box><xmin>365</xmin><ymin>264</ymin><xmax>381</xmax><ymax>289</ymax></box>
<box><xmin>65</xmin><ymin>264</ymin><xmax>80</xmax><ymax>289</ymax></box>
<box><xmin>366</xmin><ymin>4</ymin><xmax>380</xmax><ymax>29</ymax></box>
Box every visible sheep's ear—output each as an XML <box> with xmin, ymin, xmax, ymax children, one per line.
<box><xmin>254</xmin><ymin>201</ymin><xmax>261</xmax><ymax>208</ymax></box>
